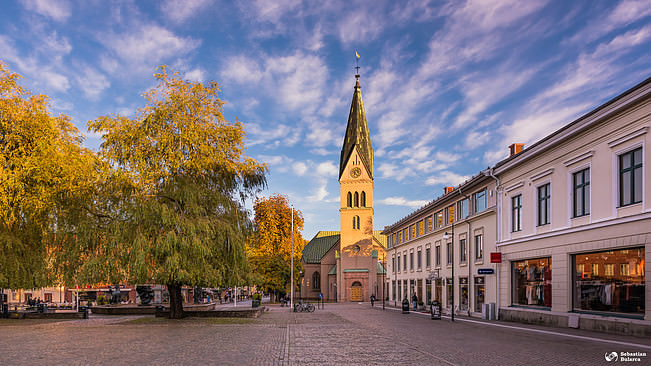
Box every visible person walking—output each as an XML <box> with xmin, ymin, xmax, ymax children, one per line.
<box><xmin>412</xmin><ymin>293</ymin><xmax>418</xmax><ymax>311</ymax></box>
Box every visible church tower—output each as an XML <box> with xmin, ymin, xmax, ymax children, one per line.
<box><xmin>336</xmin><ymin>69</ymin><xmax>378</xmax><ymax>302</ymax></box>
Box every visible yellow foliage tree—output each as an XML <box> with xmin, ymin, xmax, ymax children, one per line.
<box><xmin>247</xmin><ymin>194</ymin><xmax>305</xmax><ymax>300</ymax></box>
<box><xmin>0</xmin><ymin>61</ymin><xmax>97</xmax><ymax>292</ymax></box>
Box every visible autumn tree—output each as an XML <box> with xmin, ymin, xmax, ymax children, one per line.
<box><xmin>247</xmin><ymin>194</ymin><xmax>305</xmax><ymax>302</ymax></box>
<box><xmin>0</xmin><ymin>61</ymin><xmax>97</xmax><ymax>297</ymax></box>
<box><xmin>56</xmin><ymin>65</ymin><xmax>267</xmax><ymax>318</ymax></box>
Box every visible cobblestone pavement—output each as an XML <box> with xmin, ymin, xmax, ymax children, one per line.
<box><xmin>1</xmin><ymin>302</ymin><xmax>650</xmax><ymax>365</ymax></box>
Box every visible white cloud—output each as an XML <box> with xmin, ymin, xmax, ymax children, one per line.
<box><xmin>221</xmin><ymin>56</ymin><xmax>264</xmax><ymax>83</ymax></box>
<box><xmin>569</xmin><ymin>0</ymin><xmax>651</xmax><ymax>44</ymax></box>
<box><xmin>161</xmin><ymin>0</ymin><xmax>211</xmax><ymax>23</ymax></box>
<box><xmin>316</xmin><ymin>161</ymin><xmax>337</xmax><ymax>177</ymax></box>
<box><xmin>41</xmin><ymin>70</ymin><xmax>70</xmax><ymax>91</ymax></box>
<box><xmin>75</xmin><ymin>65</ymin><xmax>110</xmax><ymax>99</ymax></box>
<box><xmin>102</xmin><ymin>24</ymin><xmax>201</xmax><ymax>73</ymax></box>
<box><xmin>184</xmin><ymin>68</ymin><xmax>206</xmax><ymax>82</ymax></box>
<box><xmin>377</xmin><ymin>197</ymin><xmax>429</xmax><ymax>208</ymax></box>
<box><xmin>21</xmin><ymin>0</ymin><xmax>71</xmax><ymax>22</ymax></box>
<box><xmin>292</xmin><ymin>162</ymin><xmax>308</xmax><ymax>176</ymax></box>
<box><xmin>425</xmin><ymin>171</ymin><xmax>469</xmax><ymax>186</ymax></box>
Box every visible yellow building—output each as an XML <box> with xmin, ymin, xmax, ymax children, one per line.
<box><xmin>300</xmin><ymin>72</ymin><xmax>386</xmax><ymax>302</ymax></box>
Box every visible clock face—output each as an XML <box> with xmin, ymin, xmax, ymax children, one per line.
<box><xmin>350</xmin><ymin>167</ymin><xmax>362</xmax><ymax>178</ymax></box>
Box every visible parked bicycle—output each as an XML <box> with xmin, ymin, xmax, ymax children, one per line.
<box><xmin>293</xmin><ymin>300</ymin><xmax>315</xmax><ymax>312</ymax></box>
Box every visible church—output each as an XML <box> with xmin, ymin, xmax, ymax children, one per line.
<box><xmin>299</xmin><ymin>70</ymin><xmax>387</xmax><ymax>302</ymax></box>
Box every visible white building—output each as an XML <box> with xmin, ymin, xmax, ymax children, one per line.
<box><xmin>492</xmin><ymin>77</ymin><xmax>650</xmax><ymax>335</ymax></box>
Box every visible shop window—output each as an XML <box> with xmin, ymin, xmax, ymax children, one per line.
<box><xmin>573</xmin><ymin>247</ymin><xmax>644</xmax><ymax>315</ymax></box>
<box><xmin>446</xmin><ymin>278</ymin><xmax>453</xmax><ymax>309</ymax></box>
<box><xmin>573</xmin><ymin>168</ymin><xmax>590</xmax><ymax>217</ymax></box>
<box><xmin>511</xmin><ymin>257</ymin><xmax>552</xmax><ymax>308</ymax></box>
<box><xmin>537</xmin><ymin>183</ymin><xmax>550</xmax><ymax>226</ymax></box>
<box><xmin>619</xmin><ymin>147</ymin><xmax>643</xmax><ymax>207</ymax></box>
<box><xmin>44</xmin><ymin>293</ymin><xmax>52</xmax><ymax>303</ymax></box>
<box><xmin>511</xmin><ymin>195</ymin><xmax>522</xmax><ymax>232</ymax></box>
<box><xmin>474</xmin><ymin>277</ymin><xmax>485</xmax><ymax>312</ymax></box>
<box><xmin>459</xmin><ymin>278</ymin><xmax>469</xmax><ymax>311</ymax></box>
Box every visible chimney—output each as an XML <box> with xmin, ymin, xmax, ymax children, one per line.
<box><xmin>509</xmin><ymin>143</ymin><xmax>525</xmax><ymax>157</ymax></box>
<box><xmin>444</xmin><ymin>186</ymin><xmax>454</xmax><ymax>194</ymax></box>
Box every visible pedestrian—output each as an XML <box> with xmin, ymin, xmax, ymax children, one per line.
<box><xmin>412</xmin><ymin>293</ymin><xmax>418</xmax><ymax>310</ymax></box>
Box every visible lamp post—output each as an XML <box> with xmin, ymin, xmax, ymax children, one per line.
<box><xmin>290</xmin><ymin>206</ymin><xmax>294</xmax><ymax>311</ymax></box>
<box><xmin>443</xmin><ymin>222</ymin><xmax>454</xmax><ymax>322</ymax></box>
<box><xmin>381</xmin><ymin>257</ymin><xmax>385</xmax><ymax>310</ymax></box>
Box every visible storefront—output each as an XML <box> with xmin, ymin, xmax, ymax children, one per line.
<box><xmin>459</xmin><ymin>277</ymin><xmax>469</xmax><ymax>311</ymax></box>
<box><xmin>512</xmin><ymin>257</ymin><xmax>551</xmax><ymax>308</ymax></box>
<box><xmin>573</xmin><ymin>247</ymin><xmax>645</xmax><ymax>317</ymax></box>
<box><xmin>474</xmin><ymin>277</ymin><xmax>485</xmax><ymax>312</ymax></box>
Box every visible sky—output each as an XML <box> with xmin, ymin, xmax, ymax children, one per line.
<box><xmin>1</xmin><ymin>0</ymin><xmax>650</xmax><ymax>240</ymax></box>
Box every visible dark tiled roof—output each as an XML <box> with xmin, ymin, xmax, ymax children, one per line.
<box><xmin>302</xmin><ymin>230</ymin><xmax>387</xmax><ymax>264</ymax></box>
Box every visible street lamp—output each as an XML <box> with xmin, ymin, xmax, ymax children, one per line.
<box><xmin>443</xmin><ymin>222</ymin><xmax>454</xmax><ymax>322</ymax></box>
<box><xmin>290</xmin><ymin>205</ymin><xmax>294</xmax><ymax>311</ymax></box>
<box><xmin>381</xmin><ymin>257</ymin><xmax>385</xmax><ymax>310</ymax></box>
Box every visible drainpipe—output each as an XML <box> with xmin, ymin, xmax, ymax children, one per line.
<box><xmin>484</xmin><ymin>168</ymin><xmax>501</xmax><ymax>320</ymax></box>
<box><xmin>457</xmin><ymin>186</ymin><xmax>472</xmax><ymax>317</ymax></box>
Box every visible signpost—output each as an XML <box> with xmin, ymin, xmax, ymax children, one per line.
<box><xmin>477</xmin><ymin>268</ymin><xmax>494</xmax><ymax>275</ymax></box>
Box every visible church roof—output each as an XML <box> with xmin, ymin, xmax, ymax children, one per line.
<box><xmin>339</xmin><ymin>77</ymin><xmax>374</xmax><ymax>179</ymax></box>
<box><xmin>301</xmin><ymin>230</ymin><xmax>386</xmax><ymax>264</ymax></box>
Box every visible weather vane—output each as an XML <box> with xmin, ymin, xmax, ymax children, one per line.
<box><xmin>355</xmin><ymin>51</ymin><xmax>360</xmax><ymax>78</ymax></box>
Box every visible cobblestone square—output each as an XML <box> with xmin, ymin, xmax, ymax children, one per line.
<box><xmin>1</xmin><ymin>303</ymin><xmax>650</xmax><ymax>365</ymax></box>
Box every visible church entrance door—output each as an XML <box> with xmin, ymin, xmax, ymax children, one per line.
<box><xmin>350</xmin><ymin>282</ymin><xmax>363</xmax><ymax>301</ymax></box>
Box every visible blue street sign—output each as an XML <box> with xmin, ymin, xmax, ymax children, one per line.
<box><xmin>477</xmin><ymin>268</ymin><xmax>494</xmax><ymax>275</ymax></box>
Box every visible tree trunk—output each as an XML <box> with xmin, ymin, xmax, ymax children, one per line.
<box><xmin>167</xmin><ymin>283</ymin><xmax>185</xmax><ymax>319</ymax></box>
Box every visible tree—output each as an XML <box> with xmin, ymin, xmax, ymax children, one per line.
<box><xmin>57</xmin><ymin>65</ymin><xmax>267</xmax><ymax>318</ymax></box>
<box><xmin>247</xmin><ymin>194</ymin><xmax>305</xmax><ymax>302</ymax></box>
<box><xmin>0</xmin><ymin>62</ymin><xmax>96</xmax><ymax>296</ymax></box>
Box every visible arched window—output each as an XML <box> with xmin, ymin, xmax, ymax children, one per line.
<box><xmin>354</xmin><ymin>192</ymin><xmax>359</xmax><ymax>207</ymax></box>
<box><xmin>312</xmin><ymin>272</ymin><xmax>320</xmax><ymax>290</ymax></box>
<box><xmin>361</xmin><ymin>191</ymin><xmax>366</xmax><ymax>207</ymax></box>
<box><xmin>353</xmin><ymin>215</ymin><xmax>360</xmax><ymax>229</ymax></box>
<box><xmin>347</xmin><ymin>192</ymin><xmax>352</xmax><ymax>207</ymax></box>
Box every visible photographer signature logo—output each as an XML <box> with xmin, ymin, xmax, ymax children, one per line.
<box><xmin>605</xmin><ymin>352</ymin><xmax>618</xmax><ymax>362</ymax></box>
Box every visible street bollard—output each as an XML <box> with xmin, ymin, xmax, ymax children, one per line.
<box><xmin>402</xmin><ymin>298</ymin><xmax>409</xmax><ymax>314</ymax></box>
<box><xmin>78</xmin><ymin>306</ymin><xmax>89</xmax><ymax>319</ymax></box>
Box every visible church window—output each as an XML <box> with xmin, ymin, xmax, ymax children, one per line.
<box><xmin>347</xmin><ymin>192</ymin><xmax>352</xmax><ymax>207</ymax></box>
<box><xmin>312</xmin><ymin>272</ymin><xmax>320</xmax><ymax>290</ymax></box>
<box><xmin>361</xmin><ymin>191</ymin><xmax>366</xmax><ymax>207</ymax></box>
<box><xmin>353</xmin><ymin>215</ymin><xmax>360</xmax><ymax>230</ymax></box>
<box><xmin>354</xmin><ymin>192</ymin><xmax>359</xmax><ymax>207</ymax></box>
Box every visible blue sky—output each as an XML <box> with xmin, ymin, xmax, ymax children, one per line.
<box><xmin>1</xmin><ymin>0</ymin><xmax>650</xmax><ymax>240</ymax></box>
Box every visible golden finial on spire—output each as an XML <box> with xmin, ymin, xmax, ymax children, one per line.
<box><xmin>355</xmin><ymin>51</ymin><xmax>360</xmax><ymax>79</ymax></box>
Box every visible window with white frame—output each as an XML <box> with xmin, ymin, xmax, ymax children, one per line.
<box><xmin>435</xmin><ymin>245</ymin><xmax>441</xmax><ymax>266</ymax></box>
<box><xmin>475</xmin><ymin>234</ymin><xmax>483</xmax><ymax>260</ymax></box>
<box><xmin>474</xmin><ymin>189</ymin><xmax>486</xmax><ymax>213</ymax></box>
<box><xmin>573</xmin><ymin>168</ymin><xmax>590</xmax><ymax>217</ymax></box>
<box><xmin>511</xmin><ymin>194</ymin><xmax>522</xmax><ymax>232</ymax></box>
<box><xmin>619</xmin><ymin>147</ymin><xmax>643</xmax><ymax>207</ymax></box>
<box><xmin>537</xmin><ymin>183</ymin><xmax>550</xmax><ymax>226</ymax></box>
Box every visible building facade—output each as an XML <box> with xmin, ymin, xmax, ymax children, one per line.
<box><xmin>382</xmin><ymin>174</ymin><xmax>498</xmax><ymax>317</ymax></box>
<box><xmin>300</xmin><ymin>73</ymin><xmax>386</xmax><ymax>302</ymax></box>
<box><xmin>492</xmin><ymin>78</ymin><xmax>650</xmax><ymax>334</ymax></box>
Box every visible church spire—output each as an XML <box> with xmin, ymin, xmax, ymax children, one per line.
<box><xmin>339</xmin><ymin>56</ymin><xmax>373</xmax><ymax>180</ymax></box>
